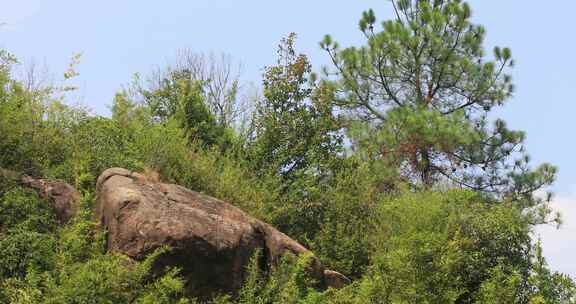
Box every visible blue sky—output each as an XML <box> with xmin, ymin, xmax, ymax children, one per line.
<box><xmin>2</xmin><ymin>0</ymin><xmax>575</xmax><ymax>277</ymax></box>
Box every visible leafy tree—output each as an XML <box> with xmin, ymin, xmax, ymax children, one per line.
<box><xmin>307</xmin><ymin>162</ymin><xmax>379</xmax><ymax>278</ymax></box>
<box><xmin>368</xmin><ymin>190</ymin><xmax>534</xmax><ymax>303</ymax></box>
<box><xmin>111</xmin><ymin>91</ymin><xmax>150</xmax><ymax>130</ymax></box>
<box><xmin>250</xmin><ymin>33</ymin><xmax>343</xmax><ymax>185</ymax></box>
<box><xmin>145</xmin><ymin>51</ymin><xmax>244</xmax><ymax>129</ymax></box>
<box><xmin>246</xmin><ymin>34</ymin><xmax>348</xmax><ymax>256</ymax></box>
<box><xmin>304</xmin><ymin>190</ymin><xmax>574</xmax><ymax>304</ymax></box>
<box><xmin>320</xmin><ymin>0</ymin><xmax>556</xmax><ymax>209</ymax></box>
<box><xmin>139</xmin><ymin>69</ymin><xmax>233</xmax><ymax>149</ymax></box>
<box><xmin>171</xmin><ymin>51</ymin><xmax>244</xmax><ymax>129</ymax></box>
<box><xmin>0</xmin><ymin>49</ymin><xmax>87</xmax><ymax>180</ymax></box>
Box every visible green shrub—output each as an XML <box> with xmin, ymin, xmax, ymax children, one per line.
<box><xmin>0</xmin><ymin>187</ymin><xmax>58</xmax><ymax>233</ymax></box>
<box><xmin>0</xmin><ymin>231</ymin><xmax>57</xmax><ymax>280</ymax></box>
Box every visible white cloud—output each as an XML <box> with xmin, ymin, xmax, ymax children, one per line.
<box><xmin>536</xmin><ymin>189</ymin><xmax>576</xmax><ymax>278</ymax></box>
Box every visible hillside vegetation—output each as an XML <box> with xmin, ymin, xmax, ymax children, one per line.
<box><xmin>1</xmin><ymin>1</ymin><xmax>575</xmax><ymax>303</ymax></box>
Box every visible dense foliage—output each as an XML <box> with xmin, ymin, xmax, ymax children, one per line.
<box><xmin>0</xmin><ymin>1</ymin><xmax>574</xmax><ymax>303</ymax></box>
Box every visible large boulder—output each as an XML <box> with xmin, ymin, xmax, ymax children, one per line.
<box><xmin>1</xmin><ymin>168</ymin><xmax>80</xmax><ymax>223</ymax></box>
<box><xmin>95</xmin><ymin>168</ymin><xmax>349</xmax><ymax>298</ymax></box>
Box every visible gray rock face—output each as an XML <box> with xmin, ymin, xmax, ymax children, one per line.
<box><xmin>95</xmin><ymin>168</ymin><xmax>349</xmax><ymax>298</ymax></box>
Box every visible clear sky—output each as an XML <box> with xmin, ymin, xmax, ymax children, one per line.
<box><xmin>1</xmin><ymin>0</ymin><xmax>575</xmax><ymax>277</ymax></box>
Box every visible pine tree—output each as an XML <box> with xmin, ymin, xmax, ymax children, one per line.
<box><xmin>320</xmin><ymin>0</ymin><xmax>556</xmax><ymax>212</ymax></box>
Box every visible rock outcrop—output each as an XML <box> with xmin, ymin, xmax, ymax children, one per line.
<box><xmin>1</xmin><ymin>168</ymin><xmax>80</xmax><ymax>223</ymax></box>
<box><xmin>95</xmin><ymin>168</ymin><xmax>349</xmax><ymax>298</ymax></box>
